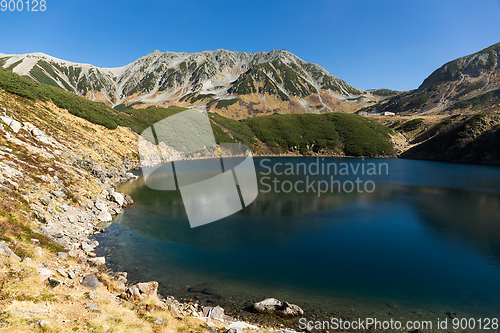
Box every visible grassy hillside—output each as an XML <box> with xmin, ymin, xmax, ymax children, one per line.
<box><xmin>0</xmin><ymin>67</ymin><xmax>188</xmax><ymax>133</ymax></box>
<box><xmin>210</xmin><ymin>112</ymin><xmax>394</xmax><ymax>156</ymax></box>
<box><xmin>400</xmin><ymin>112</ymin><xmax>500</xmax><ymax>164</ymax></box>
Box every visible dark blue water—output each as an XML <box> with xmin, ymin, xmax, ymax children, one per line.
<box><xmin>95</xmin><ymin>158</ymin><xmax>500</xmax><ymax>325</ymax></box>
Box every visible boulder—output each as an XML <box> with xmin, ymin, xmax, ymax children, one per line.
<box><xmin>225</xmin><ymin>322</ymin><xmax>259</xmax><ymax>331</ymax></box>
<box><xmin>67</xmin><ymin>215</ymin><xmax>77</xmax><ymax>223</ymax></box>
<box><xmin>97</xmin><ymin>211</ymin><xmax>112</xmax><ymax>222</ymax></box>
<box><xmin>203</xmin><ymin>305</ymin><xmax>225</xmax><ymax>319</ymax></box>
<box><xmin>153</xmin><ymin>317</ymin><xmax>168</xmax><ymax>325</ymax></box>
<box><xmin>50</xmin><ymin>190</ymin><xmax>66</xmax><ymax>198</ymax></box>
<box><xmin>41</xmin><ymin>225</ymin><xmax>64</xmax><ymax>238</ymax></box>
<box><xmin>37</xmin><ymin>268</ymin><xmax>52</xmax><ymax>281</ymax></box>
<box><xmin>126</xmin><ymin>172</ymin><xmax>139</xmax><ymax>180</ymax></box>
<box><xmin>48</xmin><ymin>277</ymin><xmax>62</xmax><ymax>288</ymax></box>
<box><xmin>95</xmin><ymin>201</ymin><xmax>106</xmax><ymax>211</ymax></box>
<box><xmin>124</xmin><ymin>285</ymin><xmax>142</xmax><ymax>301</ymax></box>
<box><xmin>111</xmin><ymin>192</ymin><xmax>124</xmax><ymax>206</ymax></box>
<box><xmin>0</xmin><ymin>243</ymin><xmax>21</xmax><ymax>262</ymax></box>
<box><xmin>252</xmin><ymin>298</ymin><xmax>304</xmax><ymax>318</ymax></box>
<box><xmin>124</xmin><ymin>194</ymin><xmax>134</xmax><ymax>205</ymax></box>
<box><xmin>81</xmin><ymin>274</ymin><xmax>100</xmax><ymax>290</ymax></box>
<box><xmin>88</xmin><ymin>257</ymin><xmax>105</xmax><ymax>267</ymax></box>
<box><xmin>57</xmin><ymin>252</ymin><xmax>68</xmax><ymax>259</ymax></box>
<box><xmin>38</xmin><ymin>196</ymin><xmax>50</xmax><ymax>206</ymax></box>
<box><xmin>0</xmin><ymin>115</ymin><xmax>21</xmax><ymax>133</ymax></box>
<box><xmin>115</xmin><ymin>280</ymin><xmax>126</xmax><ymax>292</ymax></box>
<box><xmin>56</xmin><ymin>269</ymin><xmax>68</xmax><ymax>278</ymax></box>
<box><xmin>84</xmin><ymin>302</ymin><xmax>99</xmax><ymax>310</ymax></box>
<box><xmin>81</xmin><ymin>242</ymin><xmax>94</xmax><ymax>252</ymax></box>
<box><xmin>137</xmin><ymin>281</ymin><xmax>159</xmax><ymax>298</ymax></box>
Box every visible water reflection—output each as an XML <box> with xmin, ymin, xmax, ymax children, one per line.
<box><xmin>94</xmin><ymin>158</ymin><xmax>500</xmax><ymax>321</ymax></box>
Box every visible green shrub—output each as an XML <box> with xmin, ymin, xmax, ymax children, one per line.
<box><xmin>400</xmin><ymin>118</ymin><xmax>424</xmax><ymax>132</ymax></box>
<box><xmin>216</xmin><ymin>99</ymin><xmax>238</xmax><ymax>109</ymax></box>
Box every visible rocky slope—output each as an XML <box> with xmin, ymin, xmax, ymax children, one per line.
<box><xmin>364</xmin><ymin>42</ymin><xmax>500</xmax><ymax>115</ymax></box>
<box><xmin>0</xmin><ymin>84</ymin><xmax>305</xmax><ymax>332</ymax></box>
<box><xmin>0</xmin><ymin>49</ymin><xmax>377</xmax><ymax>118</ymax></box>
<box><xmin>399</xmin><ymin>112</ymin><xmax>500</xmax><ymax>164</ymax></box>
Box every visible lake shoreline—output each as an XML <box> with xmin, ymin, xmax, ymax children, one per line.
<box><xmin>97</xmin><ymin>156</ymin><xmax>500</xmax><ymax>330</ymax></box>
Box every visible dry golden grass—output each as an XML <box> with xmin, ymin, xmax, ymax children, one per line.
<box><xmin>0</xmin><ymin>249</ymin><xmax>227</xmax><ymax>333</ymax></box>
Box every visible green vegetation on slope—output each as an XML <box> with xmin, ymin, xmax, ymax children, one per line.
<box><xmin>0</xmin><ymin>67</ymin><xmax>119</xmax><ymax>129</ymax></box>
<box><xmin>0</xmin><ymin>67</ymin><xmax>393</xmax><ymax>157</ymax></box>
<box><xmin>216</xmin><ymin>99</ymin><xmax>238</xmax><ymax>109</ymax></box>
<box><xmin>399</xmin><ymin>118</ymin><xmax>424</xmax><ymax>132</ymax></box>
<box><xmin>210</xmin><ymin>112</ymin><xmax>394</xmax><ymax>156</ymax></box>
<box><xmin>0</xmin><ymin>67</ymin><xmax>188</xmax><ymax>132</ymax></box>
<box><xmin>450</xmin><ymin>88</ymin><xmax>500</xmax><ymax>111</ymax></box>
<box><xmin>371</xmin><ymin>89</ymin><xmax>399</xmax><ymax>97</ymax></box>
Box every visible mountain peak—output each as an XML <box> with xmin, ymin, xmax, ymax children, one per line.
<box><xmin>0</xmin><ymin>49</ymin><xmax>372</xmax><ymax>118</ymax></box>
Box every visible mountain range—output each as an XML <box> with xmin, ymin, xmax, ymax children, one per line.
<box><xmin>0</xmin><ymin>49</ymin><xmax>378</xmax><ymax>118</ymax></box>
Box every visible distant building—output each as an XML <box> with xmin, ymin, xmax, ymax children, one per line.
<box><xmin>383</xmin><ymin>112</ymin><xmax>396</xmax><ymax>116</ymax></box>
<box><xmin>358</xmin><ymin>111</ymin><xmax>369</xmax><ymax>116</ymax></box>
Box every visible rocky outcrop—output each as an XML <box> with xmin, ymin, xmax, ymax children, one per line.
<box><xmin>122</xmin><ymin>281</ymin><xmax>160</xmax><ymax>301</ymax></box>
<box><xmin>0</xmin><ymin>243</ymin><xmax>21</xmax><ymax>262</ymax></box>
<box><xmin>252</xmin><ymin>298</ymin><xmax>304</xmax><ymax>318</ymax></box>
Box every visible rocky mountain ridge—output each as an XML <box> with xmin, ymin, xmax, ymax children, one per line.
<box><xmin>0</xmin><ymin>49</ymin><xmax>376</xmax><ymax>118</ymax></box>
<box><xmin>362</xmin><ymin>42</ymin><xmax>500</xmax><ymax>115</ymax></box>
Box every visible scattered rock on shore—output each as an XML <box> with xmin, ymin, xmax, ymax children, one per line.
<box><xmin>252</xmin><ymin>298</ymin><xmax>304</xmax><ymax>318</ymax></box>
<box><xmin>121</xmin><ymin>281</ymin><xmax>162</xmax><ymax>302</ymax></box>
<box><xmin>81</xmin><ymin>274</ymin><xmax>100</xmax><ymax>290</ymax></box>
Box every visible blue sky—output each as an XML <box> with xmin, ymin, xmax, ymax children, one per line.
<box><xmin>0</xmin><ymin>0</ymin><xmax>499</xmax><ymax>91</ymax></box>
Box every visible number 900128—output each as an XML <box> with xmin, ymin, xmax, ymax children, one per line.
<box><xmin>1</xmin><ymin>0</ymin><xmax>46</xmax><ymax>11</ymax></box>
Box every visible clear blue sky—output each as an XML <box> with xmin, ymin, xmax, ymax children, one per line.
<box><xmin>1</xmin><ymin>0</ymin><xmax>499</xmax><ymax>91</ymax></box>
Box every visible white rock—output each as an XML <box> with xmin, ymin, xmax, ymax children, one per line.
<box><xmin>111</xmin><ymin>192</ymin><xmax>124</xmax><ymax>206</ymax></box>
<box><xmin>0</xmin><ymin>243</ymin><xmax>21</xmax><ymax>261</ymax></box>
<box><xmin>67</xmin><ymin>215</ymin><xmax>77</xmax><ymax>223</ymax></box>
<box><xmin>33</xmin><ymin>247</ymin><xmax>43</xmax><ymax>258</ymax></box>
<box><xmin>225</xmin><ymin>322</ymin><xmax>259</xmax><ymax>331</ymax></box>
<box><xmin>38</xmin><ymin>268</ymin><xmax>52</xmax><ymax>281</ymax></box>
<box><xmin>97</xmin><ymin>211</ymin><xmax>112</xmax><ymax>222</ymax></box>
<box><xmin>56</xmin><ymin>269</ymin><xmax>68</xmax><ymax>278</ymax></box>
<box><xmin>0</xmin><ymin>116</ymin><xmax>21</xmax><ymax>133</ymax></box>
<box><xmin>81</xmin><ymin>242</ymin><xmax>94</xmax><ymax>252</ymax></box>
<box><xmin>89</xmin><ymin>257</ymin><xmax>105</xmax><ymax>266</ymax></box>
<box><xmin>95</xmin><ymin>201</ymin><xmax>106</xmax><ymax>211</ymax></box>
